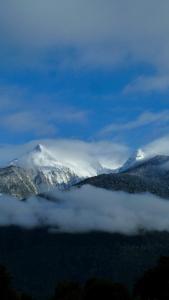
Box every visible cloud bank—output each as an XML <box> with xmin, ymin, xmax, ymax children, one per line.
<box><xmin>100</xmin><ymin>111</ymin><xmax>169</xmax><ymax>137</ymax></box>
<box><xmin>143</xmin><ymin>135</ymin><xmax>169</xmax><ymax>158</ymax></box>
<box><xmin>0</xmin><ymin>138</ymin><xmax>129</xmax><ymax>170</ymax></box>
<box><xmin>1</xmin><ymin>185</ymin><xmax>169</xmax><ymax>234</ymax></box>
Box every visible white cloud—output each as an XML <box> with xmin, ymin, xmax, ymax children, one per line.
<box><xmin>143</xmin><ymin>135</ymin><xmax>169</xmax><ymax>157</ymax></box>
<box><xmin>1</xmin><ymin>185</ymin><xmax>169</xmax><ymax>234</ymax></box>
<box><xmin>0</xmin><ymin>138</ymin><xmax>129</xmax><ymax>169</ymax></box>
<box><xmin>99</xmin><ymin>111</ymin><xmax>169</xmax><ymax>136</ymax></box>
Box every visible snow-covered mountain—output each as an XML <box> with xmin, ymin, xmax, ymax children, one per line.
<box><xmin>8</xmin><ymin>143</ymin><xmax>113</xmax><ymax>193</ymax></box>
<box><xmin>2</xmin><ymin>142</ymin><xmax>169</xmax><ymax>200</ymax></box>
<box><xmin>0</xmin><ymin>166</ymin><xmax>38</xmax><ymax>199</ymax></box>
<box><xmin>119</xmin><ymin>149</ymin><xmax>146</xmax><ymax>172</ymax></box>
<box><xmin>11</xmin><ymin>144</ymin><xmax>109</xmax><ymax>176</ymax></box>
<box><xmin>10</xmin><ymin>144</ymin><xmax>79</xmax><ymax>189</ymax></box>
<box><xmin>79</xmin><ymin>152</ymin><xmax>169</xmax><ymax>200</ymax></box>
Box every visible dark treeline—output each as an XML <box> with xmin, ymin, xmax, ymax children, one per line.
<box><xmin>1</xmin><ymin>256</ymin><xmax>169</xmax><ymax>300</ymax></box>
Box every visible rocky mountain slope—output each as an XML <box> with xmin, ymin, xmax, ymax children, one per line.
<box><xmin>0</xmin><ymin>166</ymin><xmax>38</xmax><ymax>199</ymax></box>
<box><xmin>0</xmin><ymin>143</ymin><xmax>113</xmax><ymax>199</ymax></box>
<box><xmin>1</xmin><ymin>143</ymin><xmax>169</xmax><ymax>200</ymax></box>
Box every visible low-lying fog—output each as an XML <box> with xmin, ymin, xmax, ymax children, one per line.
<box><xmin>1</xmin><ymin>185</ymin><xmax>169</xmax><ymax>234</ymax></box>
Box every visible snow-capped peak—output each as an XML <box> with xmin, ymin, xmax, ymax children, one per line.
<box><xmin>135</xmin><ymin>149</ymin><xmax>145</xmax><ymax>161</ymax></box>
<box><xmin>119</xmin><ymin>148</ymin><xmax>146</xmax><ymax>172</ymax></box>
<box><xmin>33</xmin><ymin>144</ymin><xmax>44</xmax><ymax>153</ymax></box>
<box><xmin>11</xmin><ymin>143</ymin><xmax>63</xmax><ymax>169</ymax></box>
<box><xmin>9</xmin><ymin>144</ymin><xmax>114</xmax><ymax>190</ymax></box>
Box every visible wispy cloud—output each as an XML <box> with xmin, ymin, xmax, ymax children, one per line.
<box><xmin>124</xmin><ymin>75</ymin><xmax>169</xmax><ymax>94</ymax></box>
<box><xmin>143</xmin><ymin>134</ymin><xmax>169</xmax><ymax>157</ymax></box>
<box><xmin>1</xmin><ymin>186</ymin><xmax>169</xmax><ymax>234</ymax></box>
<box><xmin>0</xmin><ymin>85</ymin><xmax>89</xmax><ymax>137</ymax></box>
<box><xmin>99</xmin><ymin>111</ymin><xmax>169</xmax><ymax>136</ymax></box>
<box><xmin>2</xmin><ymin>111</ymin><xmax>57</xmax><ymax>136</ymax></box>
<box><xmin>0</xmin><ymin>138</ymin><xmax>129</xmax><ymax>169</ymax></box>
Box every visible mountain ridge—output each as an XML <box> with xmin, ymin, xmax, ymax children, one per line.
<box><xmin>78</xmin><ymin>153</ymin><xmax>169</xmax><ymax>199</ymax></box>
<box><xmin>0</xmin><ymin>143</ymin><xmax>115</xmax><ymax>198</ymax></box>
<box><xmin>0</xmin><ymin>144</ymin><xmax>169</xmax><ymax>200</ymax></box>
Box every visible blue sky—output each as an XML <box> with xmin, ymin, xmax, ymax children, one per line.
<box><xmin>1</xmin><ymin>0</ymin><xmax>169</xmax><ymax>149</ymax></box>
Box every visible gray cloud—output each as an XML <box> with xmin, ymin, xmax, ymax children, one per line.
<box><xmin>1</xmin><ymin>185</ymin><xmax>169</xmax><ymax>234</ymax></box>
<box><xmin>1</xmin><ymin>0</ymin><xmax>169</xmax><ymax>90</ymax></box>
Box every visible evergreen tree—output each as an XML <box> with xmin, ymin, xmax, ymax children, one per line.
<box><xmin>84</xmin><ymin>278</ymin><xmax>130</xmax><ymax>300</ymax></box>
<box><xmin>0</xmin><ymin>264</ymin><xmax>19</xmax><ymax>300</ymax></box>
<box><xmin>53</xmin><ymin>280</ymin><xmax>83</xmax><ymax>300</ymax></box>
<box><xmin>134</xmin><ymin>256</ymin><xmax>169</xmax><ymax>300</ymax></box>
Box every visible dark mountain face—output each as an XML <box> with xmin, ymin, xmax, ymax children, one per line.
<box><xmin>78</xmin><ymin>155</ymin><xmax>169</xmax><ymax>200</ymax></box>
<box><xmin>123</xmin><ymin>155</ymin><xmax>169</xmax><ymax>178</ymax></box>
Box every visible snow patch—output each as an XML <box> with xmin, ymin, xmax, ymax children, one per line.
<box><xmin>119</xmin><ymin>148</ymin><xmax>146</xmax><ymax>172</ymax></box>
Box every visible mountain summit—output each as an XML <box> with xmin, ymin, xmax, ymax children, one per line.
<box><xmin>119</xmin><ymin>148</ymin><xmax>146</xmax><ymax>172</ymax></box>
<box><xmin>6</xmin><ymin>143</ymin><xmax>114</xmax><ymax>197</ymax></box>
<box><xmin>11</xmin><ymin>143</ymin><xmax>63</xmax><ymax>169</ymax></box>
<box><xmin>34</xmin><ymin>143</ymin><xmax>44</xmax><ymax>152</ymax></box>
<box><xmin>2</xmin><ymin>143</ymin><xmax>169</xmax><ymax>200</ymax></box>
